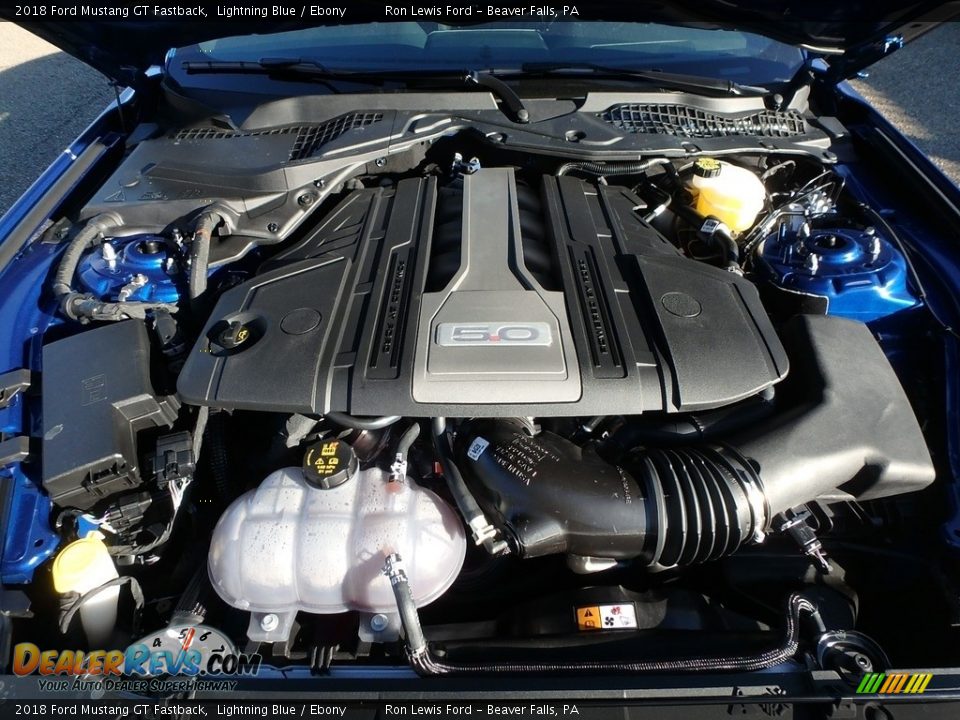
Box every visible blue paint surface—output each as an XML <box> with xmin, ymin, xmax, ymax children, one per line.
<box><xmin>755</xmin><ymin>224</ymin><xmax>920</xmax><ymax>322</ymax></box>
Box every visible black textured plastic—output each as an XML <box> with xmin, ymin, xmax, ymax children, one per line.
<box><xmin>172</xmin><ymin>112</ymin><xmax>384</xmax><ymax>162</ymax></box>
<box><xmin>41</xmin><ymin>321</ymin><xmax>177</xmax><ymax>510</ymax></box>
<box><xmin>177</xmin><ymin>174</ymin><xmax>789</xmax><ymax>416</ymax></box>
<box><xmin>453</xmin><ymin>316</ymin><xmax>935</xmax><ymax>568</ymax></box>
<box><xmin>601</xmin><ymin>104</ymin><xmax>807</xmax><ymax>139</ymax></box>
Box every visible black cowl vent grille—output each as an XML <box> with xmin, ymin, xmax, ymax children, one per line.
<box><xmin>173</xmin><ymin>126</ymin><xmax>300</xmax><ymax>141</ymax></box>
<box><xmin>601</xmin><ymin>104</ymin><xmax>806</xmax><ymax>138</ymax></box>
<box><xmin>173</xmin><ymin>112</ymin><xmax>384</xmax><ymax>161</ymax></box>
<box><xmin>288</xmin><ymin>112</ymin><xmax>384</xmax><ymax>160</ymax></box>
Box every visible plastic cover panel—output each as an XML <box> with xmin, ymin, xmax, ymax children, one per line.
<box><xmin>178</xmin><ymin>171</ymin><xmax>788</xmax><ymax>416</ymax></box>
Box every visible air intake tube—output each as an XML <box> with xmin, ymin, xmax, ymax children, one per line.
<box><xmin>454</xmin><ymin>315</ymin><xmax>935</xmax><ymax>567</ymax></box>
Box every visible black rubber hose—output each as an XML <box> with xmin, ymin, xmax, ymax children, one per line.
<box><xmin>396</xmin><ymin>422</ymin><xmax>421</xmax><ymax>461</ymax></box>
<box><xmin>556</xmin><ymin>159</ymin><xmax>672</xmax><ymax>177</ymax></box>
<box><xmin>671</xmin><ymin>203</ymin><xmax>740</xmax><ymax>268</ymax></box>
<box><xmin>384</xmin><ymin>553</ymin><xmax>815</xmax><ymax>676</ymax></box>
<box><xmin>432</xmin><ymin>418</ymin><xmax>501</xmax><ymax>551</ymax></box>
<box><xmin>52</xmin><ymin>214</ymin><xmax>120</xmax><ymax>299</ymax></box>
<box><xmin>189</xmin><ymin>211</ymin><xmax>223</xmax><ymax>300</ymax></box>
<box><xmin>53</xmin><ymin>214</ymin><xmax>179</xmax><ymax>322</ymax></box>
<box><xmin>384</xmin><ymin>554</ymin><xmax>427</xmax><ymax>655</ymax></box>
<box><xmin>709</xmin><ymin>221</ymin><xmax>740</xmax><ymax>269</ymax></box>
<box><xmin>390</xmin><ymin>422</ymin><xmax>422</xmax><ymax>482</ymax></box>
<box><xmin>324</xmin><ymin>412</ymin><xmax>401</xmax><ymax>431</ymax></box>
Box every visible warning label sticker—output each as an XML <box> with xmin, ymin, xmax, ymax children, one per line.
<box><xmin>576</xmin><ymin>603</ymin><xmax>638</xmax><ymax>631</ymax></box>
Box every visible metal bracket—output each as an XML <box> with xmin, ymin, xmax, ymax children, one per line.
<box><xmin>0</xmin><ymin>437</ymin><xmax>29</xmax><ymax>467</ymax></box>
<box><xmin>883</xmin><ymin>34</ymin><xmax>905</xmax><ymax>56</ymax></box>
<box><xmin>0</xmin><ymin>370</ymin><xmax>30</xmax><ymax>410</ymax></box>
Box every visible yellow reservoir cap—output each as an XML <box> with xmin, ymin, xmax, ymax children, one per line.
<box><xmin>52</xmin><ymin>534</ymin><xmax>118</xmax><ymax>595</ymax></box>
<box><xmin>693</xmin><ymin>157</ymin><xmax>722</xmax><ymax>178</ymax></box>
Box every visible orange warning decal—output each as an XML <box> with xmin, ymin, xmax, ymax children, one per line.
<box><xmin>576</xmin><ymin>603</ymin><xmax>639</xmax><ymax>632</ymax></box>
<box><xmin>576</xmin><ymin>606</ymin><xmax>602</xmax><ymax>631</ymax></box>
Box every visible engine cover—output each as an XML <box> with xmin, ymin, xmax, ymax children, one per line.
<box><xmin>178</xmin><ymin>169</ymin><xmax>788</xmax><ymax>416</ymax></box>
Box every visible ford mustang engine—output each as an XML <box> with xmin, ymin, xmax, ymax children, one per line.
<box><xmin>5</xmin><ymin>95</ymin><xmax>952</xmax><ymax>680</ymax></box>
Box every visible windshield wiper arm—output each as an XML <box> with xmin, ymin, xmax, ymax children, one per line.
<box><xmin>516</xmin><ymin>62</ymin><xmax>769</xmax><ymax>96</ymax></box>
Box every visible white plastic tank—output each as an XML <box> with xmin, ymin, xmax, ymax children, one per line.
<box><xmin>208</xmin><ymin>466</ymin><xmax>467</xmax><ymax>615</ymax></box>
<box><xmin>686</xmin><ymin>157</ymin><xmax>766</xmax><ymax>233</ymax></box>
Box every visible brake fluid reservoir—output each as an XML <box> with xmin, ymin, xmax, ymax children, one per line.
<box><xmin>687</xmin><ymin>158</ymin><xmax>766</xmax><ymax>232</ymax></box>
<box><xmin>208</xmin><ymin>465</ymin><xmax>466</xmax><ymax>615</ymax></box>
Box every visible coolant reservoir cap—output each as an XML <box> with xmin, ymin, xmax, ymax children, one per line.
<box><xmin>693</xmin><ymin>157</ymin><xmax>722</xmax><ymax>178</ymax></box>
<box><xmin>302</xmin><ymin>438</ymin><xmax>358</xmax><ymax>489</ymax></box>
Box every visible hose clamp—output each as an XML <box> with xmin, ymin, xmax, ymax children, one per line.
<box><xmin>717</xmin><ymin>444</ymin><xmax>770</xmax><ymax>542</ymax></box>
<box><xmin>382</xmin><ymin>553</ymin><xmax>408</xmax><ymax>586</ymax></box>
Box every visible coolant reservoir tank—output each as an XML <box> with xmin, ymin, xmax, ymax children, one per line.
<box><xmin>208</xmin><ymin>467</ymin><xmax>466</xmax><ymax>614</ymax></box>
<box><xmin>687</xmin><ymin>158</ymin><xmax>766</xmax><ymax>233</ymax></box>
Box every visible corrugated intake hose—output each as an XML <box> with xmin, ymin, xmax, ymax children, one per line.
<box><xmin>383</xmin><ymin>553</ymin><xmax>816</xmax><ymax>676</ymax></box>
<box><xmin>54</xmin><ymin>213</ymin><xmax>179</xmax><ymax>321</ymax></box>
<box><xmin>189</xmin><ymin>211</ymin><xmax>224</xmax><ymax>300</ymax></box>
<box><xmin>52</xmin><ymin>214</ymin><xmax>117</xmax><ymax>298</ymax></box>
<box><xmin>453</xmin><ymin>315</ymin><xmax>935</xmax><ymax>566</ymax></box>
<box><xmin>556</xmin><ymin>159</ymin><xmax>672</xmax><ymax>177</ymax></box>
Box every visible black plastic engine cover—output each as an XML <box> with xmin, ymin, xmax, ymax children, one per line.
<box><xmin>177</xmin><ymin>170</ymin><xmax>788</xmax><ymax>416</ymax></box>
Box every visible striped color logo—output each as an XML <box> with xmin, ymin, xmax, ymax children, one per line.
<box><xmin>856</xmin><ymin>673</ymin><xmax>933</xmax><ymax>694</ymax></box>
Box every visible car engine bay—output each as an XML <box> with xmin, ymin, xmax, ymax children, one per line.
<box><xmin>4</xmin><ymin>87</ymin><xmax>959</xmax><ymax>682</ymax></box>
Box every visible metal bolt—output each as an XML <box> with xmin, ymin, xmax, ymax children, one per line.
<box><xmin>101</xmin><ymin>242</ymin><xmax>118</xmax><ymax>271</ymax></box>
<box><xmin>297</xmin><ymin>193</ymin><xmax>316</xmax><ymax>208</ymax></box>
<box><xmin>369</xmin><ymin>614</ymin><xmax>389</xmax><ymax>632</ymax></box>
<box><xmin>260</xmin><ymin>613</ymin><xmax>279</xmax><ymax>632</ymax></box>
<box><xmin>855</xmin><ymin>653</ymin><xmax>872</xmax><ymax>670</ymax></box>
<box><xmin>313</xmin><ymin>178</ymin><xmax>325</xmax><ymax>188</ymax></box>
<box><xmin>267</xmin><ymin>222</ymin><xmax>280</xmax><ymax>234</ymax></box>
<box><xmin>375</xmin><ymin>157</ymin><xmax>387</xmax><ymax>168</ymax></box>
